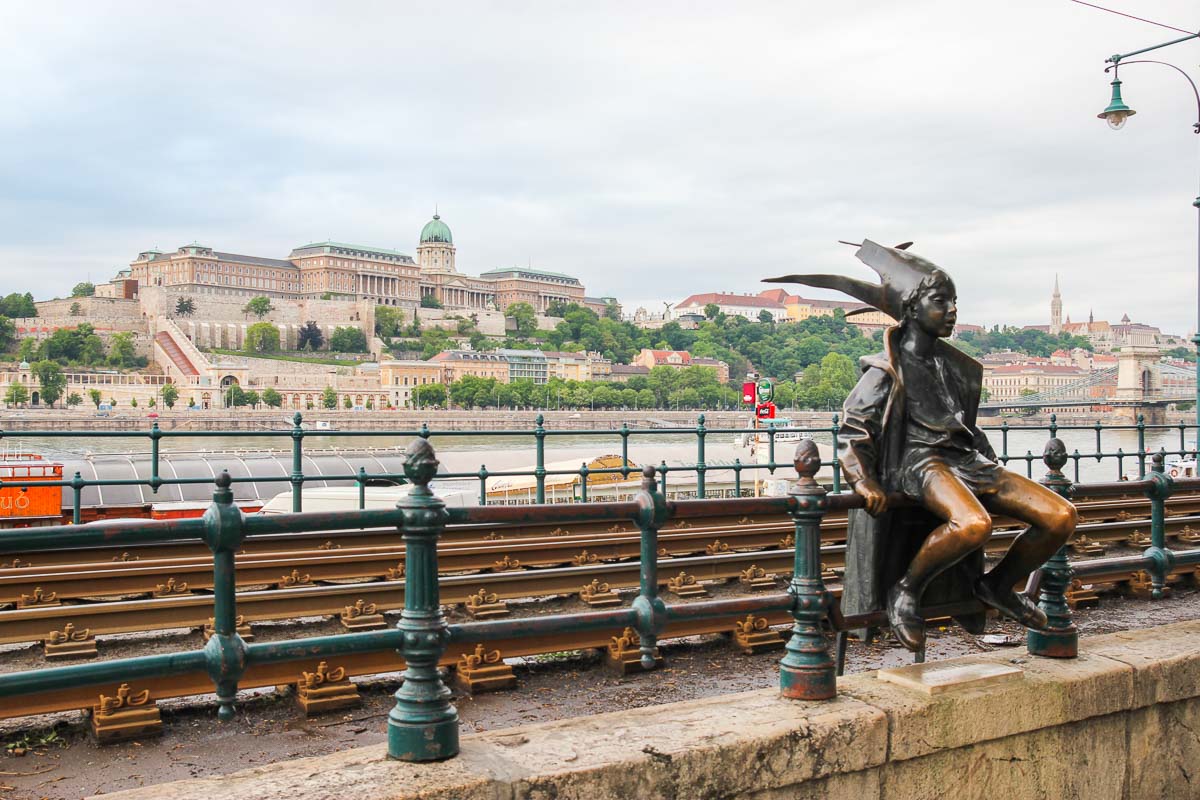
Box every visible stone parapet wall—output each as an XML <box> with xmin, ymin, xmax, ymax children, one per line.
<box><xmin>101</xmin><ymin>620</ymin><xmax>1200</xmax><ymax>800</ymax></box>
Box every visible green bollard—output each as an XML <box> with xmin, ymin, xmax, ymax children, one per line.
<box><xmin>780</xmin><ymin>440</ymin><xmax>835</xmax><ymax>700</ymax></box>
<box><xmin>1027</xmin><ymin>439</ymin><xmax>1078</xmax><ymax>659</ymax></box>
<box><xmin>387</xmin><ymin>438</ymin><xmax>458</xmax><ymax>761</ymax></box>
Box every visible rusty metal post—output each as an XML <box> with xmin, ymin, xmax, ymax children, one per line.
<box><xmin>780</xmin><ymin>440</ymin><xmax>835</xmax><ymax>700</ymax></box>
<box><xmin>1027</xmin><ymin>439</ymin><xmax>1078</xmax><ymax>658</ymax></box>
<box><xmin>201</xmin><ymin>470</ymin><xmax>248</xmax><ymax>720</ymax></box>
<box><xmin>388</xmin><ymin>438</ymin><xmax>458</xmax><ymax>761</ymax></box>
<box><xmin>633</xmin><ymin>466</ymin><xmax>667</xmax><ymax>669</ymax></box>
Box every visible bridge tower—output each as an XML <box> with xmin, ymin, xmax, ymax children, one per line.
<box><xmin>1114</xmin><ymin>346</ymin><xmax>1164</xmax><ymax>423</ymax></box>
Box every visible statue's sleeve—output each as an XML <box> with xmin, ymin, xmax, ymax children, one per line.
<box><xmin>838</xmin><ymin>367</ymin><xmax>890</xmax><ymax>486</ymax></box>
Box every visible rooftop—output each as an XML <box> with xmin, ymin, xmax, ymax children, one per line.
<box><xmin>479</xmin><ymin>267</ymin><xmax>582</xmax><ymax>284</ymax></box>
<box><xmin>677</xmin><ymin>292</ymin><xmax>784</xmax><ymax>309</ymax></box>
<box><xmin>290</xmin><ymin>242</ymin><xmax>414</xmax><ymax>261</ymax></box>
<box><xmin>213</xmin><ymin>251</ymin><xmax>296</xmax><ymax>269</ymax></box>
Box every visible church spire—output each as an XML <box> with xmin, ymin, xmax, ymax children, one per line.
<box><xmin>1050</xmin><ymin>274</ymin><xmax>1063</xmax><ymax>335</ymax></box>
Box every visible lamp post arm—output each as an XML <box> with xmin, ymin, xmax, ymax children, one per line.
<box><xmin>1107</xmin><ymin>32</ymin><xmax>1200</xmax><ymax>64</ymax></box>
<box><xmin>1103</xmin><ymin>60</ymin><xmax>1200</xmax><ymax>133</ymax></box>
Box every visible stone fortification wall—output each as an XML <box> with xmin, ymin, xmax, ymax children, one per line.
<box><xmin>141</xmin><ymin>287</ymin><xmax>374</xmax><ymax>351</ymax></box>
<box><xmin>415</xmin><ymin>307</ymin><xmax>506</xmax><ymax>336</ymax></box>
<box><xmin>103</xmin><ymin>620</ymin><xmax>1200</xmax><ymax>800</ymax></box>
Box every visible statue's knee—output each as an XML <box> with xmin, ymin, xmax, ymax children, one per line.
<box><xmin>952</xmin><ymin>514</ymin><xmax>992</xmax><ymax>548</ymax></box>
<box><xmin>1049</xmin><ymin>501</ymin><xmax>1077</xmax><ymax>538</ymax></box>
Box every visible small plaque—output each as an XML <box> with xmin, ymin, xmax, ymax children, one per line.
<box><xmin>877</xmin><ymin>661</ymin><xmax>1023</xmax><ymax>695</ymax></box>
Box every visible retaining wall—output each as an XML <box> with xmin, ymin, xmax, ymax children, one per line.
<box><xmin>102</xmin><ymin>619</ymin><xmax>1200</xmax><ymax>800</ymax></box>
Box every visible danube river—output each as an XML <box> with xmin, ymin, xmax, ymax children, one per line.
<box><xmin>2</xmin><ymin>420</ymin><xmax>1192</xmax><ymax>491</ymax></box>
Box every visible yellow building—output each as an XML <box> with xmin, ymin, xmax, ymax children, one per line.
<box><xmin>430</xmin><ymin>350</ymin><xmax>510</xmax><ymax>383</ymax></box>
<box><xmin>543</xmin><ymin>351</ymin><xmax>595</xmax><ymax>381</ymax></box>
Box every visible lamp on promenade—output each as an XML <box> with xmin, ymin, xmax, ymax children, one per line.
<box><xmin>1094</xmin><ymin>31</ymin><xmax>1200</xmax><ymax>435</ymax></box>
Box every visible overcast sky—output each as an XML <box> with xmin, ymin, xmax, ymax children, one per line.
<box><xmin>2</xmin><ymin>1</ymin><xmax>1198</xmax><ymax>333</ymax></box>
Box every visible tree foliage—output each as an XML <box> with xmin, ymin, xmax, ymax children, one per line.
<box><xmin>244</xmin><ymin>322</ymin><xmax>281</xmax><ymax>353</ymax></box>
<box><xmin>0</xmin><ymin>293</ymin><xmax>35</xmax><ymax>318</ymax></box>
<box><xmin>506</xmin><ymin>302</ymin><xmax>537</xmax><ymax>338</ymax></box>
<box><xmin>262</xmin><ymin>387</ymin><xmax>283</xmax><ymax>408</ymax></box>
<box><xmin>420</xmin><ymin>295</ymin><xmax>443</xmax><ymax>309</ymax></box>
<box><xmin>161</xmin><ymin>383</ymin><xmax>179</xmax><ymax>409</ymax></box>
<box><xmin>175</xmin><ymin>297</ymin><xmax>196</xmax><ymax>317</ymax></box>
<box><xmin>107</xmin><ymin>332</ymin><xmax>139</xmax><ymax>368</ymax></box>
<box><xmin>322</xmin><ymin>385</ymin><xmax>338</xmax><ymax>409</ymax></box>
<box><xmin>329</xmin><ymin>326</ymin><xmax>368</xmax><ymax>353</ymax></box>
<box><xmin>66</xmin><ymin>392</ymin><xmax>82</xmax><ymax>408</ymax></box>
<box><xmin>88</xmin><ymin>388</ymin><xmax>102</xmax><ymax>408</ymax></box>
<box><xmin>375</xmin><ymin>306</ymin><xmax>403</xmax><ymax>339</ymax></box>
<box><xmin>4</xmin><ymin>383</ymin><xmax>28</xmax><ymax>406</ymax></box>
<box><xmin>952</xmin><ymin>327</ymin><xmax>1093</xmax><ymax>358</ymax></box>
<box><xmin>71</xmin><ymin>282</ymin><xmax>95</xmax><ymax>297</ymax></box>
<box><xmin>243</xmin><ymin>296</ymin><xmax>274</xmax><ymax>319</ymax></box>
<box><xmin>32</xmin><ymin>360</ymin><xmax>66</xmax><ymax>407</ymax></box>
<box><xmin>297</xmin><ymin>320</ymin><xmax>325</xmax><ymax>351</ymax></box>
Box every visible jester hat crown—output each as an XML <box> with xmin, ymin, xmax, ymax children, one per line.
<box><xmin>763</xmin><ymin>239</ymin><xmax>949</xmax><ymax>320</ymax></box>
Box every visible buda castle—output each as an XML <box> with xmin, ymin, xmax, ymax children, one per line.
<box><xmin>108</xmin><ymin>213</ymin><xmax>591</xmax><ymax>315</ymax></box>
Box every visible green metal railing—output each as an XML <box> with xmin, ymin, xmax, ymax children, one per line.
<box><xmin>0</xmin><ymin>413</ymin><xmax>1195</xmax><ymax>520</ymax></box>
<box><xmin>0</xmin><ymin>433</ymin><xmax>1198</xmax><ymax>761</ymax></box>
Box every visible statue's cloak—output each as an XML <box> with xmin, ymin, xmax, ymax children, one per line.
<box><xmin>838</xmin><ymin>325</ymin><xmax>994</xmax><ymax>629</ymax></box>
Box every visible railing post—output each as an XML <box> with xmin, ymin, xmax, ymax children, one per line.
<box><xmin>633</xmin><ymin>466</ymin><xmax>667</xmax><ymax>669</ymax></box>
<box><xmin>290</xmin><ymin>412</ymin><xmax>304</xmax><ymax>512</ymax></box>
<box><xmin>149</xmin><ymin>421</ymin><xmax>162</xmax><ymax>495</ymax></box>
<box><xmin>830</xmin><ymin>413</ymin><xmax>841</xmax><ymax>493</ymax></box>
<box><xmin>579</xmin><ymin>462</ymin><xmax>589</xmax><ymax>502</ymax></box>
<box><xmin>1000</xmin><ymin>419</ymin><xmax>1010</xmax><ymax>465</ymax></box>
<box><xmin>780</xmin><ymin>440</ymin><xmax>835</xmax><ymax>700</ymax></box>
<box><xmin>356</xmin><ymin>466</ymin><xmax>367</xmax><ymax>510</ymax></box>
<box><xmin>659</xmin><ymin>459</ymin><xmax>668</xmax><ymax>495</ymax></box>
<box><xmin>388</xmin><ymin>438</ymin><xmax>457</xmax><ymax>762</ymax></box>
<box><xmin>696</xmin><ymin>414</ymin><xmax>707</xmax><ymax>499</ymax></box>
<box><xmin>1094</xmin><ymin>419</ymin><xmax>1103</xmax><ymax>463</ymax></box>
<box><xmin>620</xmin><ymin>423</ymin><xmax>630</xmax><ymax>479</ymax></box>
<box><xmin>534</xmin><ymin>414</ymin><xmax>546</xmax><ymax>505</ymax></box>
<box><xmin>70</xmin><ymin>471</ymin><xmax>83</xmax><ymax>525</ymax></box>
<box><xmin>1027</xmin><ymin>439</ymin><xmax>1078</xmax><ymax>658</ymax></box>
<box><xmin>478</xmin><ymin>465</ymin><xmax>488</xmax><ymax>506</ymax></box>
<box><xmin>733</xmin><ymin>458</ymin><xmax>742</xmax><ymax>497</ymax></box>
<box><xmin>201</xmin><ymin>470</ymin><xmax>248</xmax><ymax>721</ymax></box>
<box><xmin>1136</xmin><ymin>413</ymin><xmax>1146</xmax><ymax>478</ymax></box>
<box><xmin>1144</xmin><ymin>451</ymin><xmax>1175</xmax><ymax>600</ymax></box>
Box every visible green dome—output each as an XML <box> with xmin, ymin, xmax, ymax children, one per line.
<box><xmin>420</xmin><ymin>214</ymin><xmax>453</xmax><ymax>244</ymax></box>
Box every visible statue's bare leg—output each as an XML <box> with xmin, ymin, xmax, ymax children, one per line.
<box><xmin>888</xmin><ymin>464</ymin><xmax>992</xmax><ymax>650</ymax></box>
<box><xmin>981</xmin><ymin>471</ymin><xmax>1077</xmax><ymax>599</ymax></box>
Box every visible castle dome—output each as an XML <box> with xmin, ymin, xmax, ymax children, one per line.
<box><xmin>419</xmin><ymin>214</ymin><xmax>453</xmax><ymax>244</ymax></box>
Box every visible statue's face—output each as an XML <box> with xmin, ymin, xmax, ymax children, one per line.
<box><xmin>909</xmin><ymin>274</ymin><xmax>957</xmax><ymax>338</ymax></box>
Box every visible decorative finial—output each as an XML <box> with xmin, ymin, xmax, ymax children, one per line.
<box><xmin>215</xmin><ymin>470</ymin><xmax>233</xmax><ymax>490</ymax></box>
<box><xmin>793</xmin><ymin>440</ymin><xmax>820</xmax><ymax>486</ymax></box>
<box><xmin>403</xmin><ymin>438</ymin><xmax>439</xmax><ymax>490</ymax></box>
<box><xmin>641</xmin><ymin>465</ymin><xmax>656</xmax><ymax>492</ymax></box>
<box><xmin>1043</xmin><ymin>438</ymin><xmax>1068</xmax><ymax>474</ymax></box>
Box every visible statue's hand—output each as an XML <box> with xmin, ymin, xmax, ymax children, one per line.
<box><xmin>854</xmin><ymin>478</ymin><xmax>888</xmax><ymax>516</ymax></box>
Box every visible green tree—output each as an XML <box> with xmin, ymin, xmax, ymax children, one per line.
<box><xmin>161</xmin><ymin>383</ymin><xmax>179</xmax><ymax>409</ymax></box>
<box><xmin>175</xmin><ymin>297</ymin><xmax>196</xmax><ymax>317</ymax></box>
<box><xmin>261</xmin><ymin>387</ymin><xmax>282</xmax><ymax>408</ymax></box>
<box><xmin>545</xmin><ymin>300</ymin><xmax>568</xmax><ymax>317</ymax></box>
<box><xmin>329</xmin><ymin>326</ymin><xmax>367</xmax><ymax>353</ymax></box>
<box><xmin>107</xmin><ymin>332</ymin><xmax>139</xmax><ymax>368</ymax></box>
<box><xmin>420</xmin><ymin>295</ymin><xmax>443</xmax><ymax>309</ymax></box>
<box><xmin>758</xmin><ymin>309</ymin><xmax>775</xmax><ymax>324</ymax></box>
<box><xmin>130</xmin><ymin>397</ymin><xmax>138</xmax><ymax>408</ymax></box>
<box><xmin>18</xmin><ymin>337</ymin><xmax>37</xmax><ymax>362</ymax></box>
<box><xmin>0</xmin><ymin>316</ymin><xmax>15</xmax><ymax>353</ymax></box>
<box><xmin>243</xmin><ymin>296</ymin><xmax>274</xmax><ymax>319</ymax></box>
<box><xmin>66</xmin><ymin>391</ymin><xmax>82</xmax><ymax>408</ymax></box>
<box><xmin>69</xmin><ymin>302</ymin><xmax>82</xmax><ymax>317</ymax></box>
<box><xmin>343</xmin><ymin>394</ymin><xmax>352</xmax><ymax>409</ymax></box>
<box><xmin>703</xmin><ymin>303</ymin><xmax>720</xmax><ymax>320</ymax></box>
<box><xmin>225</xmin><ymin>385</ymin><xmax>247</xmax><ymax>407</ymax></box>
<box><xmin>244</xmin><ymin>322</ymin><xmax>281</xmax><ymax>354</ymax></box>
<box><xmin>375</xmin><ymin>306</ymin><xmax>403</xmax><ymax>339</ymax></box>
<box><xmin>413</xmin><ymin>383</ymin><xmax>446</xmax><ymax>408</ymax></box>
<box><xmin>243</xmin><ymin>390</ymin><xmax>260</xmax><ymax>408</ymax></box>
<box><xmin>507</xmin><ymin>302</ymin><xmax>537</xmax><ymax>338</ymax></box>
<box><xmin>604</xmin><ymin>301</ymin><xmax>621</xmax><ymax>321</ymax></box>
<box><xmin>148</xmin><ymin>397</ymin><xmax>156</xmax><ymax>407</ymax></box>
<box><xmin>32</xmin><ymin>360</ymin><xmax>66</xmax><ymax>407</ymax></box>
<box><xmin>0</xmin><ymin>293</ymin><xmax>35</xmax><ymax>318</ymax></box>
<box><xmin>4</xmin><ymin>383</ymin><xmax>28</xmax><ymax>407</ymax></box>
<box><xmin>71</xmin><ymin>282</ymin><xmax>95</xmax><ymax>297</ymax></box>
<box><xmin>322</xmin><ymin>385</ymin><xmax>339</xmax><ymax>409</ymax></box>
<box><xmin>88</xmin><ymin>388</ymin><xmax>102</xmax><ymax>408</ymax></box>
<box><xmin>297</xmin><ymin>320</ymin><xmax>324</xmax><ymax>351</ymax></box>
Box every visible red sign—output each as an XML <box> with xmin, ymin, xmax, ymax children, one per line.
<box><xmin>755</xmin><ymin>402</ymin><xmax>777</xmax><ymax>420</ymax></box>
<box><xmin>742</xmin><ymin>381</ymin><xmax>756</xmax><ymax>404</ymax></box>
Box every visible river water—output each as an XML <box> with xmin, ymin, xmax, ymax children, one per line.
<box><xmin>2</xmin><ymin>421</ymin><xmax>1193</xmax><ymax>493</ymax></box>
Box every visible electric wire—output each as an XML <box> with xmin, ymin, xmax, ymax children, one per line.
<box><xmin>1067</xmin><ymin>0</ymin><xmax>1198</xmax><ymax>37</ymax></box>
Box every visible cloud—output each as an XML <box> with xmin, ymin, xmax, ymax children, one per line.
<box><xmin>0</xmin><ymin>0</ymin><xmax>1196</xmax><ymax>333</ymax></box>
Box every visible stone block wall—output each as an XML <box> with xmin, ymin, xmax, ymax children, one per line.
<box><xmin>102</xmin><ymin>620</ymin><xmax>1200</xmax><ymax>800</ymax></box>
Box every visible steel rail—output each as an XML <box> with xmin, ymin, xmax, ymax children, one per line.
<box><xmin>1</xmin><ymin>510</ymin><xmax>1192</xmax><ymax>605</ymax></box>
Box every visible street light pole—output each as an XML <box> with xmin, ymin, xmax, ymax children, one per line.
<box><xmin>1095</xmin><ymin>33</ymin><xmax>1200</xmax><ymax>442</ymax></box>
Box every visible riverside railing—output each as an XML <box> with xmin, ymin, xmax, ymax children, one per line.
<box><xmin>0</xmin><ymin>413</ymin><xmax>1195</xmax><ymax>519</ymax></box>
<box><xmin>0</xmin><ymin>436</ymin><xmax>1197</xmax><ymax>761</ymax></box>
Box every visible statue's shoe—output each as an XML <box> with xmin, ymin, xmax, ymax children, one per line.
<box><xmin>886</xmin><ymin>582</ymin><xmax>926</xmax><ymax>652</ymax></box>
<box><xmin>975</xmin><ymin>579</ymin><xmax>1050</xmax><ymax>631</ymax></box>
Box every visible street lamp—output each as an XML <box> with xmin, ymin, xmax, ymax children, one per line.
<box><xmin>1095</xmin><ymin>32</ymin><xmax>1200</xmax><ymax>438</ymax></box>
